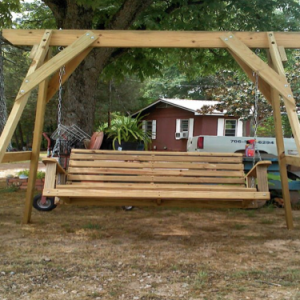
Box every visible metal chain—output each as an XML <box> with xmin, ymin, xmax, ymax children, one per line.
<box><xmin>250</xmin><ymin>49</ymin><xmax>262</xmax><ymax>187</ymax></box>
<box><xmin>57</xmin><ymin>65</ymin><xmax>65</xmax><ymax>165</ymax></box>
<box><xmin>253</xmin><ymin>71</ymin><xmax>262</xmax><ymax>161</ymax></box>
<box><xmin>250</xmin><ymin>50</ymin><xmax>262</xmax><ymax>188</ymax></box>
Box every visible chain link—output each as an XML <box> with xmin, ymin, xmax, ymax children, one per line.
<box><xmin>250</xmin><ymin>49</ymin><xmax>262</xmax><ymax>187</ymax></box>
<box><xmin>253</xmin><ymin>71</ymin><xmax>262</xmax><ymax>160</ymax></box>
<box><xmin>57</xmin><ymin>65</ymin><xmax>65</xmax><ymax>166</ymax></box>
<box><xmin>251</xmin><ymin>69</ymin><xmax>262</xmax><ymax>188</ymax></box>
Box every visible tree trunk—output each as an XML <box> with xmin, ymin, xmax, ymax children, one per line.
<box><xmin>43</xmin><ymin>0</ymin><xmax>153</xmax><ymax>135</ymax></box>
<box><xmin>18</xmin><ymin>123</ymin><xmax>25</xmax><ymax>149</ymax></box>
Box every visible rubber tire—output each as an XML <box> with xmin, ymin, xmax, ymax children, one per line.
<box><xmin>33</xmin><ymin>194</ymin><xmax>57</xmax><ymax>212</ymax></box>
<box><xmin>122</xmin><ymin>206</ymin><xmax>134</xmax><ymax>211</ymax></box>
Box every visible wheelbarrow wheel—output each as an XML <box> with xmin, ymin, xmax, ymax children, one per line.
<box><xmin>33</xmin><ymin>194</ymin><xmax>57</xmax><ymax>211</ymax></box>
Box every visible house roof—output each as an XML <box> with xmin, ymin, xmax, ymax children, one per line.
<box><xmin>131</xmin><ymin>98</ymin><xmax>224</xmax><ymax>116</ymax></box>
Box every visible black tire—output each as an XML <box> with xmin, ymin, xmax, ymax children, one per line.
<box><xmin>33</xmin><ymin>194</ymin><xmax>57</xmax><ymax>211</ymax></box>
<box><xmin>122</xmin><ymin>206</ymin><xmax>134</xmax><ymax>211</ymax></box>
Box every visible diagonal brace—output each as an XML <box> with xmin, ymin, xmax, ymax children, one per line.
<box><xmin>221</xmin><ymin>32</ymin><xmax>295</xmax><ymax>106</ymax></box>
<box><xmin>228</xmin><ymin>49</ymin><xmax>272</xmax><ymax>105</ymax></box>
<box><xmin>16</xmin><ymin>31</ymin><xmax>97</xmax><ymax>101</ymax></box>
<box><xmin>46</xmin><ymin>47</ymin><xmax>93</xmax><ymax>103</ymax></box>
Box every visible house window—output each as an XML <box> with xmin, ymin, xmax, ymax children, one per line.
<box><xmin>224</xmin><ymin>119</ymin><xmax>237</xmax><ymax>136</ymax></box>
<box><xmin>180</xmin><ymin>119</ymin><xmax>189</xmax><ymax>132</ymax></box>
<box><xmin>142</xmin><ymin>120</ymin><xmax>156</xmax><ymax>139</ymax></box>
<box><xmin>175</xmin><ymin>118</ymin><xmax>194</xmax><ymax>139</ymax></box>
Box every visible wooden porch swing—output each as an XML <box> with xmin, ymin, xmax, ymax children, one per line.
<box><xmin>1</xmin><ymin>30</ymin><xmax>300</xmax><ymax>229</ymax></box>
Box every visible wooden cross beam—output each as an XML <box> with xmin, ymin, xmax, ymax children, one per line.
<box><xmin>3</xmin><ymin>30</ymin><xmax>300</xmax><ymax>48</ymax></box>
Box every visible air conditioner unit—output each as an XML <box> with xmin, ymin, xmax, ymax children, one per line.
<box><xmin>175</xmin><ymin>132</ymin><xmax>182</xmax><ymax>138</ymax></box>
<box><xmin>182</xmin><ymin>131</ymin><xmax>189</xmax><ymax>139</ymax></box>
<box><xmin>175</xmin><ymin>132</ymin><xmax>189</xmax><ymax>139</ymax></box>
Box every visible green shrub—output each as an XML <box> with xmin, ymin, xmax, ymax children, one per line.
<box><xmin>17</xmin><ymin>169</ymin><xmax>30</xmax><ymax>177</ymax></box>
<box><xmin>36</xmin><ymin>171</ymin><xmax>45</xmax><ymax>179</ymax></box>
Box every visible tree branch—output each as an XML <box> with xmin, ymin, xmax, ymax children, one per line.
<box><xmin>108</xmin><ymin>0</ymin><xmax>154</xmax><ymax>29</ymax></box>
<box><xmin>42</xmin><ymin>0</ymin><xmax>67</xmax><ymax>28</ymax></box>
<box><xmin>165</xmin><ymin>0</ymin><xmax>205</xmax><ymax>15</ymax></box>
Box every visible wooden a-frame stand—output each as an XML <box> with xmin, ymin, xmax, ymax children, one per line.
<box><xmin>1</xmin><ymin>30</ymin><xmax>300</xmax><ymax>229</ymax></box>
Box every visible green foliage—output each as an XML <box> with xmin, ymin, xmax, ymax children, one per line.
<box><xmin>257</xmin><ymin>115</ymin><xmax>296</xmax><ymax>138</ymax></box>
<box><xmin>0</xmin><ymin>0</ymin><xmax>20</xmax><ymax>27</ymax></box>
<box><xmin>36</xmin><ymin>171</ymin><xmax>45</xmax><ymax>179</ymax></box>
<box><xmin>0</xmin><ymin>185</ymin><xmax>19</xmax><ymax>193</ymax></box>
<box><xmin>98</xmin><ymin>112</ymin><xmax>151</xmax><ymax>150</ymax></box>
<box><xmin>3</xmin><ymin>0</ymin><xmax>300</xmax><ymax>141</ymax></box>
<box><xmin>14</xmin><ymin>1</ymin><xmax>56</xmax><ymax>29</ymax></box>
<box><xmin>16</xmin><ymin>169</ymin><xmax>44</xmax><ymax>179</ymax></box>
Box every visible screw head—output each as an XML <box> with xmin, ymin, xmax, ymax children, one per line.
<box><xmin>284</xmin><ymin>84</ymin><xmax>288</xmax><ymax>87</ymax></box>
<box><xmin>86</xmin><ymin>33</ymin><xmax>90</xmax><ymax>36</ymax></box>
<box><xmin>225</xmin><ymin>38</ymin><xmax>228</xmax><ymax>41</ymax></box>
<box><xmin>25</xmin><ymin>80</ymin><xmax>29</xmax><ymax>83</ymax></box>
<box><xmin>229</xmin><ymin>35</ymin><xmax>233</xmax><ymax>38</ymax></box>
<box><xmin>91</xmin><ymin>36</ymin><xmax>95</xmax><ymax>39</ymax></box>
<box><xmin>20</xmin><ymin>90</ymin><xmax>25</xmax><ymax>93</ymax></box>
<box><xmin>288</xmin><ymin>95</ymin><xmax>292</xmax><ymax>98</ymax></box>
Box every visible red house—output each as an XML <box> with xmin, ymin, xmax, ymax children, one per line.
<box><xmin>133</xmin><ymin>98</ymin><xmax>250</xmax><ymax>152</ymax></box>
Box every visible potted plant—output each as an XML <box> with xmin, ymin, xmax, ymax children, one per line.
<box><xmin>98</xmin><ymin>113</ymin><xmax>152</xmax><ymax>150</ymax></box>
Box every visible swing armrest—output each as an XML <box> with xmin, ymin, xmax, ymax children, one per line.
<box><xmin>245</xmin><ymin>161</ymin><xmax>271</xmax><ymax>192</ymax></box>
<box><xmin>42</xmin><ymin>158</ymin><xmax>67</xmax><ymax>175</ymax></box>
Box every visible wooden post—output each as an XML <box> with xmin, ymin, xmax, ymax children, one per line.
<box><xmin>224</xmin><ymin>31</ymin><xmax>295</xmax><ymax>228</ymax></box>
<box><xmin>266</xmin><ymin>32</ymin><xmax>294</xmax><ymax>229</ymax></box>
<box><xmin>23</xmin><ymin>51</ymin><xmax>52</xmax><ymax>224</ymax></box>
<box><xmin>272</xmin><ymin>89</ymin><xmax>294</xmax><ymax>229</ymax></box>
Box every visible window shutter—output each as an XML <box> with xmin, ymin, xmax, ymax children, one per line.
<box><xmin>175</xmin><ymin>119</ymin><xmax>181</xmax><ymax>140</ymax></box>
<box><xmin>188</xmin><ymin>118</ymin><xmax>194</xmax><ymax>138</ymax></box>
<box><xmin>237</xmin><ymin>119</ymin><xmax>243</xmax><ymax>137</ymax></box>
<box><xmin>142</xmin><ymin>120</ymin><xmax>146</xmax><ymax>132</ymax></box>
<box><xmin>152</xmin><ymin>120</ymin><xmax>156</xmax><ymax>139</ymax></box>
<box><xmin>217</xmin><ymin>118</ymin><xmax>224</xmax><ymax>136</ymax></box>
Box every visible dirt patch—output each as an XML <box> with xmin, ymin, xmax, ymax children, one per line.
<box><xmin>0</xmin><ymin>180</ymin><xmax>300</xmax><ymax>300</ymax></box>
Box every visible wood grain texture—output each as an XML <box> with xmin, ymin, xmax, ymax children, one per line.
<box><xmin>0</xmin><ymin>30</ymin><xmax>52</xmax><ymax>164</ymax></box>
<box><xmin>1</xmin><ymin>151</ymin><xmax>32</xmax><ymax>163</ymax></box>
<box><xmin>4</xmin><ymin>30</ymin><xmax>300</xmax><ymax>48</ymax></box>
<box><xmin>41</xmin><ymin>149</ymin><xmax>270</xmax><ymax>209</ymax></box>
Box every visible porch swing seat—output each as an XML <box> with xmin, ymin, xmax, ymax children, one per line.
<box><xmin>41</xmin><ymin>149</ymin><xmax>271</xmax><ymax>209</ymax></box>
